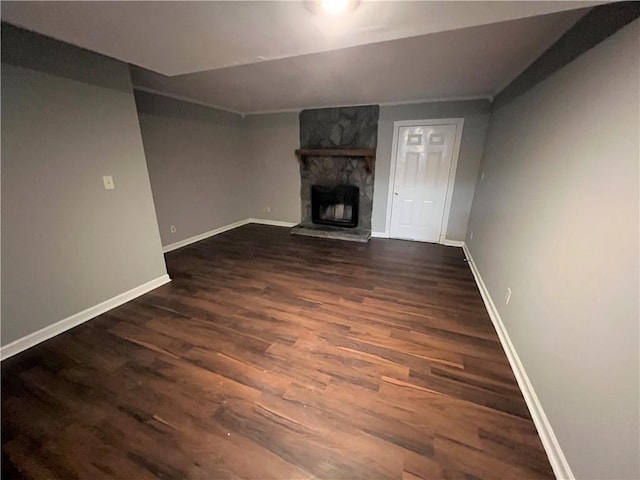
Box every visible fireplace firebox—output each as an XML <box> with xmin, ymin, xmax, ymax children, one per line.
<box><xmin>311</xmin><ymin>185</ymin><xmax>359</xmax><ymax>228</ymax></box>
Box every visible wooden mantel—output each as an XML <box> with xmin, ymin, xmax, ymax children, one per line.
<box><xmin>295</xmin><ymin>148</ymin><xmax>376</xmax><ymax>173</ymax></box>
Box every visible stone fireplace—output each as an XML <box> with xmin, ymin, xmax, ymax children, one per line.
<box><xmin>292</xmin><ymin>105</ymin><xmax>379</xmax><ymax>242</ymax></box>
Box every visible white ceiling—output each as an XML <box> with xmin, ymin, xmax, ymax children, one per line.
<box><xmin>1</xmin><ymin>1</ymin><xmax>594</xmax><ymax>114</ymax></box>
<box><xmin>131</xmin><ymin>10</ymin><xmax>587</xmax><ymax>114</ymax></box>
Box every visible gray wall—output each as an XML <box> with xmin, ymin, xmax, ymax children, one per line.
<box><xmin>466</xmin><ymin>20</ymin><xmax>639</xmax><ymax>480</ymax></box>
<box><xmin>241</xmin><ymin>101</ymin><xmax>490</xmax><ymax>238</ymax></box>
<box><xmin>374</xmin><ymin>100</ymin><xmax>491</xmax><ymax>238</ymax></box>
<box><xmin>494</xmin><ymin>2</ymin><xmax>640</xmax><ymax>109</ymax></box>
<box><xmin>135</xmin><ymin>91</ymin><xmax>248</xmax><ymax>246</ymax></box>
<box><xmin>1</xmin><ymin>25</ymin><xmax>167</xmax><ymax>346</ymax></box>
<box><xmin>244</xmin><ymin>113</ymin><xmax>300</xmax><ymax>223</ymax></box>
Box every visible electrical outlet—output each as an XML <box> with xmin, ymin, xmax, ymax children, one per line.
<box><xmin>103</xmin><ymin>175</ymin><xmax>115</xmax><ymax>190</ymax></box>
<box><xmin>266</xmin><ymin>206</ymin><xmax>271</xmax><ymax>213</ymax></box>
<box><xmin>170</xmin><ymin>225</ymin><xmax>176</xmax><ymax>234</ymax></box>
<box><xmin>505</xmin><ymin>288</ymin><xmax>512</xmax><ymax>305</ymax></box>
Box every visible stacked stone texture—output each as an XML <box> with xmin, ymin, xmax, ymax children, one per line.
<box><xmin>299</xmin><ymin>105</ymin><xmax>378</xmax><ymax>231</ymax></box>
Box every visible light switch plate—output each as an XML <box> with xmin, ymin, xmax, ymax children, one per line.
<box><xmin>103</xmin><ymin>175</ymin><xmax>115</xmax><ymax>190</ymax></box>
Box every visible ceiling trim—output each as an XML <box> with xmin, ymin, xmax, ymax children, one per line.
<box><xmin>240</xmin><ymin>94</ymin><xmax>495</xmax><ymax>116</ymax></box>
<box><xmin>132</xmin><ymin>86</ymin><xmax>244</xmax><ymax>116</ymax></box>
<box><xmin>134</xmin><ymin>85</ymin><xmax>495</xmax><ymax>117</ymax></box>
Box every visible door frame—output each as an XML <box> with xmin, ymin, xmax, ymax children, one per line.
<box><xmin>384</xmin><ymin>118</ymin><xmax>465</xmax><ymax>243</ymax></box>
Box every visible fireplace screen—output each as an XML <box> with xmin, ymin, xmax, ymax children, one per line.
<box><xmin>311</xmin><ymin>185</ymin><xmax>359</xmax><ymax>228</ymax></box>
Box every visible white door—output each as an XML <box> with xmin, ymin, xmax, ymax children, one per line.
<box><xmin>390</xmin><ymin>124</ymin><xmax>458</xmax><ymax>242</ymax></box>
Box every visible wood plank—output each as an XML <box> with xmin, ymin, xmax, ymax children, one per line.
<box><xmin>1</xmin><ymin>224</ymin><xmax>553</xmax><ymax>479</ymax></box>
<box><xmin>295</xmin><ymin>148</ymin><xmax>375</xmax><ymax>172</ymax></box>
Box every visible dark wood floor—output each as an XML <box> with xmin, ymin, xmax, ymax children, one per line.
<box><xmin>2</xmin><ymin>224</ymin><xmax>553</xmax><ymax>479</ymax></box>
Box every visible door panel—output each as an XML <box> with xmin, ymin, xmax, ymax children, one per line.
<box><xmin>390</xmin><ymin>124</ymin><xmax>457</xmax><ymax>242</ymax></box>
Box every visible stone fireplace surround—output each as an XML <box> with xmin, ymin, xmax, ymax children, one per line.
<box><xmin>292</xmin><ymin>105</ymin><xmax>379</xmax><ymax>242</ymax></box>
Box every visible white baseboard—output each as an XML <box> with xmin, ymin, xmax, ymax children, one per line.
<box><xmin>0</xmin><ymin>274</ymin><xmax>171</xmax><ymax>361</ymax></box>
<box><xmin>163</xmin><ymin>218</ymin><xmax>297</xmax><ymax>254</ymax></box>
<box><xmin>440</xmin><ymin>238</ymin><xmax>464</xmax><ymax>247</ymax></box>
<box><xmin>248</xmin><ymin>218</ymin><xmax>297</xmax><ymax>227</ymax></box>
<box><xmin>162</xmin><ymin>219</ymin><xmax>251</xmax><ymax>253</ymax></box>
<box><xmin>369</xmin><ymin>232</ymin><xmax>463</xmax><ymax>245</ymax></box>
<box><xmin>462</xmin><ymin>243</ymin><xmax>574</xmax><ymax>480</ymax></box>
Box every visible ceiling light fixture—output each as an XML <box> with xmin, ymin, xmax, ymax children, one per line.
<box><xmin>321</xmin><ymin>0</ymin><xmax>350</xmax><ymax>15</ymax></box>
<box><xmin>303</xmin><ymin>0</ymin><xmax>359</xmax><ymax>18</ymax></box>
